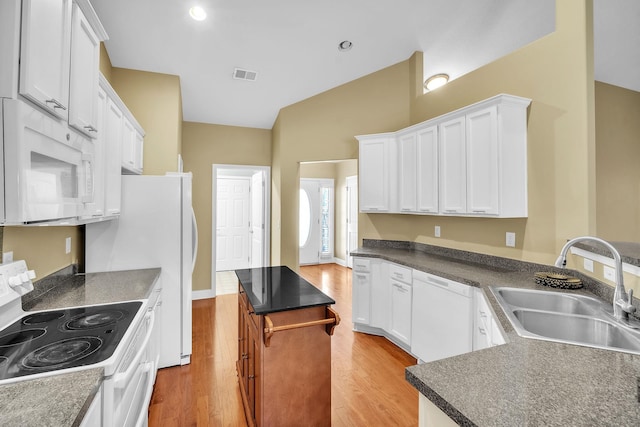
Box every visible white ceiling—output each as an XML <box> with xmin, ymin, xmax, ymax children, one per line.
<box><xmin>92</xmin><ymin>0</ymin><xmax>639</xmax><ymax>130</ymax></box>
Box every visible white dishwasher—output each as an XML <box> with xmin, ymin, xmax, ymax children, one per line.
<box><xmin>411</xmin><ymin>270</ymin><xmax>473</xmax><ymax>363</ymax></box>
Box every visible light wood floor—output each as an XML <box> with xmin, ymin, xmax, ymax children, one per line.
<box><xmin>148</xmin><ymin>263</ymin><xmax>419</xmax><ymax>426</ymax></box>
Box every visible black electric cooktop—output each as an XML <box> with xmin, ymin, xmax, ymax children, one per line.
<box><xmin>0</xmin><ymin>301</ymin><xmax>142</xmax><ymax>381</ymax></box>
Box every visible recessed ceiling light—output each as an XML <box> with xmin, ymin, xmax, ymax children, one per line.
<box><xmin>189</xmin><ymin>6</ymin><xmax>207</xmax><ymax>21</ymax></box>
<box><xmin>424</xmin><ymin>74</ymin><xmax>449</xmax><ymax>91</ymax></box>
<box><xmin>338</xmin><ymin>40</ymin><xmax>353</xmax><ymax>52</ymax></box>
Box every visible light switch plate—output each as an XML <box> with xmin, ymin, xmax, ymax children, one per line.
<box><xmin>583</xmin><ymin>258</ymin><xmax>594</xmax><ymax>272</ymax></box>
<box><xmin>2</xmin><ymin>251</ymin><xmax>13</xmax><ymax>264</ymax></box>
<box><xmin>603</xmin><ymin>265</ymin><xmax>615</xmax><ymax>281</ymax></box>
<box><xmin>65</xmin><ymin>237</ymin><xmax>71</xmax><ymax>254</ymax></box>
<box><xmin>506</xmin><ymin>232</ymin><xmax>516</xmax><ymax>247</ymax></box>
<box><xmin>435</xmin><ymin>226</ymin><xmax>441</xmax><ymax>238</ymax></box>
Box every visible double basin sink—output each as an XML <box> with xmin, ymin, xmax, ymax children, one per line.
<box><xmin>491</xmin><ymin>287</ymin><xmax>640</xmax><ymax>355</ymax></box>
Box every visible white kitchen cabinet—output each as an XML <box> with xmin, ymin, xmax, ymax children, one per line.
<box><xmin>69</xmin><ymin>2</ymin><xmax>100</xmax><ymax>138</ymax></box>
<box><xmin>398</xmin><ymin>124</ymin><xmax>439</xmax><ymax>214</ymax></box>
<box><xmin>439</xmin><ymin>115</ymin><xmax>467</xmax><ymax>214</ymax></box>
<box><xmin>398</xmin><ymin>131</ymin><xmax>417</xmax><ymax>212</ymax></box>
<box><xmin>81</xmin><ymin>85</ymin><xmax>108</xmax><ymax>219</ymax></box>
<box><xmin>352</xmin><ymin>258</ymin><xmax>372</xmax><ymax>325</ymax></box>
<box><xmin>18</xmin><ymin>0</ymin><xmax>72</xmax><ymax>120</ymax></box>
<box><xmin>356</xmin><ymin>94</ymin><xmax>531</xmax><ymax>218</ymax></box>
<box><xmin>416</xmin><ymin>125</ymin><xmax>439</xmax><ymax>213</ymax></box>
<box><xmin>357</xmin><ymin>133</ymin><xmax>396</xmax><ymax>212</ymax></box>
<box><xmin>388</xmin><ymin>263</ymin><xmax>412</xmax><ymax>345</ymax></box>
<box><xmin>104</xmin><ymin>91</ymin><xmax>123</xmax><ymax>217</ymax></box>
<box><xmin>473</xmin><ymin>288</ymin><xmax>505</xmax><ymax>350</ymax></box>
<box><xmin>121</xmin><ymin>116</ymin><xmax>144</xmax><ymax>174</ymax></box>
<box><xmin>390</xmin><ymin>278</ymin><xmax>412</xmax><ymax>345</ymax></box>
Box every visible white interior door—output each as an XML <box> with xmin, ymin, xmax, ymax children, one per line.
<box><xmin>346</xmin><ymin>175</ymin><xmax>358</xmax><ymax>269</ymax></box>
<box><xmin>250</xmin><ymin>171</ymin><xmax>264</xmax><ymax>268</ymax></box>
<box><xmin>299</xmin><ymin>179</ymin><xmax>321</xmax><ymax>265</ymax></box>
<box><xmin>216</xmin><ymin>177</ymin><xmax>250</xmax><ymax>271</ymax></box>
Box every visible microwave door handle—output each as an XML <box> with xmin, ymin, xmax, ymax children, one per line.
<box><xmin>113</xmin><ymin>311</ymin><xmax>155</xmax><ymax>389</ymax></box>
<box><xmin>191</xmin><ymin>207</ymin><xmax>198</xmax><ymax>273</ymax></box>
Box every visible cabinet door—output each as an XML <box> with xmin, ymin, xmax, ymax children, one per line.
<box><xmin>19</xmin><ymin>0</ymin><xmax>72</xmax><ymax>119</ymax></box>
<box><xmin>359</xmin><ymin>138</ymin><xmax>390</xmax><ymax>212</ymax></box>
<box><xmin>88</xmin><ymin>86</ymin><xmax>107</xmax><ymax>218</ymax></box>
<box><xmin>398</xmin><ymin>132</ymin><xmax>417</xmax><ymax>212</ymax></box>
<box><xmin>247</xmin><ymin>316</ymin><xmax>260</xmax><ymax>424</ymax></box>
<box><xmin>416</xmin><ymin>125</ymin><xmax>439</xmax><ymax>213</ymax></box>
<box><xmin>104</xmin><ymin>97</ymin><xmax>123</xmax><ymax>216</ymax></box>
<box><xmin>466</xmin><ymin>106</ymin><xmax>499</xmax><ymax>215</ymax></box>
<box><xmin>439</xmin><ymin>116</ymin><xmax>466</xmax><ymax>214</ymax></box>
<box><xmin>352</xmin><ymin>271</ymin><xmax>371</xmax><ymax>325</ymax></box>
<box><xmin>390</xmin><ymin>280</ymin><xmax>412</xmax><ymax>344</ymax></box>
<box><xmin>69</xmin><ymin>3</ymin><xmax>100</xmax><ymax>137</ymax></box>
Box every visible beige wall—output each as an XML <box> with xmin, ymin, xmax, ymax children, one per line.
<box><xmin>595</xmin><ymin>82</ymin><xmax>640</xmax><ymax>240</ymax></box>
<box><xmin>181</xmin><ymin>122</ymin><xmax>271</xmax><ymax>291</ymax></box>
<box><xmin>272</xmin><ymin>60</ymin><xmax>412</xmax><ymax>269</ymax></box>
<box><xmin>110</xmin><ymin>68</ymin><xmax>182</xmax><ymax>175</ymax></box>
<box><xmin>271</xmin><ymin>0</ymin><xmax>595</xmax><ymax>268</ymax></box>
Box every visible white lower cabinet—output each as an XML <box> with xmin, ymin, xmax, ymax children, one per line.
<box><xmin>390</xmin><ymin>279</ymin><xmax>412</xmax><ymax>344</ymax></box>
<box><xmin>473</xmin><ymin>288</ymin><xmax>506</xmax><ymax>350</ymax></box>
<box><xmin>352</xmin><ymin>269</ymin><xmax>372</xmax><ymax>325</ymax></box>
<box><xmin>353</xmin><ymin>258</ymin><xmax>505</xmax><ymax>362</ymax></box>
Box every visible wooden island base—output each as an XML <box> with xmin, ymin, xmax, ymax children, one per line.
<box><xmin>236</xmin><ymin>267</ymin><xmax>339</xmax><ymax>427</ymax></box>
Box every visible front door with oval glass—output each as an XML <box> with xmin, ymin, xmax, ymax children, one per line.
<box><xmin>299</xmin><ymin>179</ymin><xmax>334</xmax><ymax>265</ymax></box>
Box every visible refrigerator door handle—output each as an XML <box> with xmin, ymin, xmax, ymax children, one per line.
<box><xmin>191</xmin><ymin>206</ymin><xmax>198</xmax><ymax>273</ymax></box>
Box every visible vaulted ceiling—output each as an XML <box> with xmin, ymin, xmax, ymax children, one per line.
<box><xmin>92</xmin><ymin>0</ymin><xmax>639</xmax><ymax>130</ymax></box>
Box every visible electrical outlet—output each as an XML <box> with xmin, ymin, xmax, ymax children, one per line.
<box><xmin>603</xmin><ymin>265</ymin><xmax>615</xmax><ymax>281</ymax></box>
<box><xmin>2</xmin><ymin>251</ymin><xmax>13</xmax><ymax>264</ymax></box>
<box><xmin>65</xmin><ymin>237</ymin><xmax>71</xmax><ymax>254</ymax></box>
<box><xmin>506</xmin><ymin>232</ymin><xmax>516</xmax><ymax>247</ymax></box>
<box><xmin>435</xmin><ymin>226</ymin><xmax>441</xmax><ymax>238</ymax></box>
<box><xmin>583</xmin><ymin>258</ymin><xmax>594</xmax><ymax>272</ymax></box>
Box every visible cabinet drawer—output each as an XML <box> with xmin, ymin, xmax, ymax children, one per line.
<box><xmin>353</xmin><ymin>258</ymin><xmax>371</xmax><ymax>272</ymax></box>
<box><xmin>389</xmin><ymin>263</ymin><xmax>412</xmax><ymax>284</ymax></box>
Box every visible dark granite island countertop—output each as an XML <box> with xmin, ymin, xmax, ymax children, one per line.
<box><xmin>235</xmin><ymin>265</ymin><xmax>335</xmax><ymax>314</ymax></box>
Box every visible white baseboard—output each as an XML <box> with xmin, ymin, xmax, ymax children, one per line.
<box><xmin>192</xmin><ymin>288</ymin><xmax>216</xmax><ymax>300</ymax></box>
<box><xmin>333</xmin><ymin>257</ymin><xmax>348</xmax><ymax>267</ymax></box>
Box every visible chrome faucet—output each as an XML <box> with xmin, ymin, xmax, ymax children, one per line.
<box><xmin>554</xmin><ymin>236</ymin><xmax>636</xmax><ymax>321</ymax></box>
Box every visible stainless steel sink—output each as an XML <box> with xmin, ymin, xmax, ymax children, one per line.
<box><xmin>491</xmin><ymin>287</ymin><xmax>640</xmax><ymax>355</ymax></box>
<box><xmin>494</xmin><ymin>287</ymin><xmax>601</xmax><ymax>315</ymax></box>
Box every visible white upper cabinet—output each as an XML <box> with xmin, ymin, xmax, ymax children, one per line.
<box><xmin>104</xmin><ymin>89</ymin><xmax>124</xmax><ymax>216</ymax></box>
<box><xmin>357</xmin><ymin>133</ymin><xmax>396</xmax><ymax>212</ymax></box>
<box><xmin>416</xmin><ymin>125</ymin><xmax>439</xmax><ymax>213</ymax></box>
<box><xmin>19</xmin><ymin>0</ymin><xmax>72</xmax><ymax>120</ymax></box>
<box><xmin>439</xmin><ymin>116</ymin><xmax>467</xmax><ymax>214</ymax></box>
<box><xmin>356</xmin><ymin>94</ymin><xmax>531</xmax><ymax>218</ymax></box>
<box><xmin>69</xmin><ymin>2</ymin><xmax>100</xmax><ymax>137</ymax></box>
<box><xmin>398</xmin><ymin>131</ymin><xmax>417</xmax><ymax>212</ymax></box>
<box><xmin>121</xmin><ymin>116</ymin><xmax>144</xmax><ymax>174</ymax></box>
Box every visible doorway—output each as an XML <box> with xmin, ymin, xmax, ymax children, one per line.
<box><xmin>346</xmin><ymin>175</ymin><xmax>358</xmax><ymax>269</ymax></box>
<box><xmin>212</xmin><ymin>165</ymin><xmax>270</xmax><ymax>295</ymax></box>
<box><xmin>299</xmin><ymin>178</ymin><xmax>334</xmax><ymax>265</ymax></box>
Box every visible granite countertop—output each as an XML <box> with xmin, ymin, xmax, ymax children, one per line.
<box><xmin>352</xmin><ymin>240</ymin><xmax>640</xmax><ymax>426</ymax></box>
<box><xmin>235</xmin><ymin>266</ymin><xmax>335</xmax><ymax>315</ymax></box>
<box><xmin>0</xmin><ymin>268</ymin><xmax>161</xmax><ymax>426</ymax></box>
<box><xmin>0</xmin><ymin>369</ymin><xmax>103</xmax><ymax>427</ymax></box>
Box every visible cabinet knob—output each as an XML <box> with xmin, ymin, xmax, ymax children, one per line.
<box><xmin>248</xmin><ymin>375</ymin><xmax>255</xmax><ymax>380</ymax></box>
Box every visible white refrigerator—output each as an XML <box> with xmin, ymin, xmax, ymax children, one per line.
<box><xmin>85</xmin><ymin>173</ymin><xmax>198</xmax><ymax>368</ymax></box>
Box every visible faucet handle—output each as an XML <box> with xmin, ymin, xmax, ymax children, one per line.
<box><xmin>625</xmin><ymin>289</ymin><xmax>636</xmax><ymax>314</ymax></box>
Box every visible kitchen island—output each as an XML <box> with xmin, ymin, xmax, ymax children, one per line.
<box><xmin>352</xmin><ymin>240</ymin><xmax>640</xmax><ymax>426</ymax></box>
<box><xmin>235</xmin><ymin>266</ymin><xmax>339</xmax><ymax>427</ymax></box>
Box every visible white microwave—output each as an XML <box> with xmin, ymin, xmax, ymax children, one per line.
<box><xmin>1</xmin><ymin>98</ymin><xmax>95</xmax><ymax>224</ymax></box>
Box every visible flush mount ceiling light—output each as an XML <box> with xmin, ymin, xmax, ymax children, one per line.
<box><xmin>189</xmin><ymin>6</ymin><xmax>207</xmax><ymax>21</ymax></box>
<box><xmin>424</xmin><ymin>73</ymin><xmax>449</xmax><ymax>91</ymax></box>
<box><xmin>338</xmin><ymin>40</ymin><xmax>353</xmax><ymax>52</ymax></box>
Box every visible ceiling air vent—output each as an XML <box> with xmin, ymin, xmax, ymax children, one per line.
<box><xmin>233</xmin><ymin>68</ymin><xmax>258</xmax><ymax>81</ymax></box>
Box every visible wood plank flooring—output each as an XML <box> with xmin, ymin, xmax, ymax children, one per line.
<box><xmin>148</xmin><ymin>263</ymin><xmax>418</xmax><ymax>426</ymax></box>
